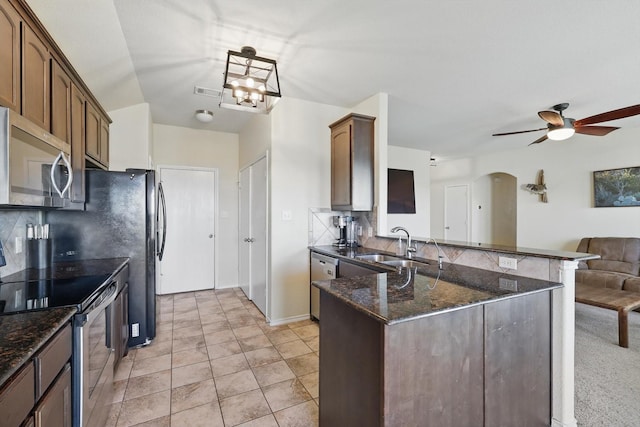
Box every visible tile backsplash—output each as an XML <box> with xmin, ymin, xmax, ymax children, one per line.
<box><xmin>0</xmin><ymin>210</ymin><xmax>42</xmax><ymax>276</ymax></box>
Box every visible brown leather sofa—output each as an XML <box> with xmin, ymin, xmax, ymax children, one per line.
<box><xmin>576</xmin><ymin>237</ymin><xmax>640</xmax><ymax>292</ymax></box>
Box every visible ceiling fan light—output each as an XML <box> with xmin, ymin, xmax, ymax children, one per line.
<box><xmin>547</xmin><ymin>118</ymin><xmax>576</xmax><ymax>141</ymax></box>
<box><xmin>547</xmin><ymin>127</ymin><xmax>575</xmax><ymax>140</ymax></box>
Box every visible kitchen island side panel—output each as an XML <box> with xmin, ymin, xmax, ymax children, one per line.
<box><xmin>319</xmin><ymin>291</ymin><xmax>382</xmax><ymax>427</ymax></box>
<box><xmin>484</xmin><ymin>291</ymin><xmax>551</xmax><ymax>426</ymax></box>
<box><xmin>382</xmin><ymin>306</ymin><xmax>484</xmax><ymax>426</ymax></box>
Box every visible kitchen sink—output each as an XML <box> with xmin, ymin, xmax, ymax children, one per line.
<box><xmin>355</xmin><ymin>254</ymin><xmax>403</xmax><ymax>262</ymax></box>
<box><xmin>382</xmin><ymin>259</ymin><xmax>430</xmax><ymax>269</ymax></box>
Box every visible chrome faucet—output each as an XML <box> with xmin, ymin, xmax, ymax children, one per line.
<box><xmin>427</xmin><ymin>237</ymin><xmax>444</xmax><ymax>270</ymax></box>
<box><xmin>391</xmin><ymin>226</ymin><xmax>416</xmax><ymax>259</ymax></box>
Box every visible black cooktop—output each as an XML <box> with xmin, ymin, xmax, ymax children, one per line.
<box><xmin>0</xmin><ymin>274</ymin><xmax>111</xmax><ymax>315</ymax></box>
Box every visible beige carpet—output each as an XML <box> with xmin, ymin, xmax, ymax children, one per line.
<box><xmin>574</xmin><ymin>302</ymin><xmax>640</xmax><ymax>427</ymax></box>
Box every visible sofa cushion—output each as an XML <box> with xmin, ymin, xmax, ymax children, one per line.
<box><xmin>585</xmin><ymin>237</ymin><xmax>640</xmax><ymax>276</ymax></box>
<box><xmin>623</xmin><ymin>277</ymin><xmax>640</xmax><ymax>293</ymax></box>
<box><xmin>575</xmin><ymin>270</ymin><xmax>628</xmax><ymax>290</ymax></box>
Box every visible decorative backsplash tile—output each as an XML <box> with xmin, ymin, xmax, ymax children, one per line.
<box><xmin>0</xmin><ymin>211</ymin><xmax>42</xmax><ymax>276</ymax></box>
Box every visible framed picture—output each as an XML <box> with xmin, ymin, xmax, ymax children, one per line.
<box><xmin>593</xmin><ymin>166</ymin><xmax>640</xmax><ymax>207</ymax></box>
<box><xmin>387</xmin><ymin>168</ymin><xmax>416</xmax><ymax>213</ymax></box>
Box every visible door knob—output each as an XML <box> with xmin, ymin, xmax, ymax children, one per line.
<box><xmin>209</xmin><ymin>234</ymin><xmax>213</xmax><ymax>238</ymax></box>
<box><xmin>445</xmin><ymin>226</ymin><xmax>450</xmax><ymax>230</ymax></box>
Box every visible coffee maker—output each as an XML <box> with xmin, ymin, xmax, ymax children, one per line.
<box><xmin>333</xmin><ymin>215</ymin><xmax>358</xmax><ymax>248</ymax></box>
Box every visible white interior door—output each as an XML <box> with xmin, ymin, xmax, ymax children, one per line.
<box><xmin>250</xmin><ymin>156</ymin><xmax>268</xmax><ymax>316</ymax></box>
<box><xmin>239</xmin><ymin>167</ymin><xmax>251</xmax><ymax>298</ymax></box>
<box><xmin>157</xmin><ymin>166</ymin><xmax>216</xmax><ymax>294</ymax></box>
<box><xmin>444</xmin><ymin>184</ymin><xmax>469</xmax><ymax>241</ymax></box>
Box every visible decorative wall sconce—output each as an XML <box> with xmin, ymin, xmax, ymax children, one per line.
<box><xmin>524</xmin><ymin>169</ymin><xmax>548</xmax><ymax>203</ymax></box>
<box><xmin>220</xmin><ymin>46</ymin><xmax>281</xmax><ymax>114</ymax></box>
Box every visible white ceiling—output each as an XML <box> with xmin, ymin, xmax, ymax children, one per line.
<box><xmin>27</xmin><ymin>0</ymin><xmax>640</xmax><ymax>160</ymax></box>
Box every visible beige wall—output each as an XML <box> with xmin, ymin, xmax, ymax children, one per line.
<box><xmin>153</xmin><ymin>124</ymin><xmax>240</xmax><ymax>288</ymax></box>
<box><xmin>431</xmin><ymin>127</ymin><xmax>640</xmax><ymax>250</ymax></box>
<box><xmin>108</xmin><ymin>103</ymin><xmax>153</xmax><ymax>171</ymax></box>
<box><xmin>387</xmin><ymin>145</ymin><xmax>431</xmax><ymax>238</ymax></box>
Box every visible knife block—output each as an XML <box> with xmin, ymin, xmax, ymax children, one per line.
<box><xmin>26</xmin><ymin>239</ymin><xmax>52</xmax><ymax>270</ymax></box>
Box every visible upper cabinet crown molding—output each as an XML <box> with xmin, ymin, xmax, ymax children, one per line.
<box><xmin>330</xmin><ymin>113</ymin><xmax>375</xmax><ymax>211</ymax></box>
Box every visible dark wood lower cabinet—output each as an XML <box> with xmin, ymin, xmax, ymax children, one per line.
<box><xmin>319</xmin><ymin>290</ymin><xmax>551</xmax><ymax>427</ymax></box>
<box><xmin>34</xmin><ymin>365</ymin><xmax>71</xmax><ymax>427</ymax></box>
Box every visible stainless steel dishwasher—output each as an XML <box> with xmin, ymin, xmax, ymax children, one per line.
<box><xmin>310</xmin><ymin>252</ymin><xmax>338</xmax><ymax>320</ymax></box>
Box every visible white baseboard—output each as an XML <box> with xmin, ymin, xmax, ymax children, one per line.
<box><xmin>269</xmin><ymin>314</ymin><xmax>312</xmax><ymax>326</ymax></box>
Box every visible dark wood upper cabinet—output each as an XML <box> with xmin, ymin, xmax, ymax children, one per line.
<box><xmin>22</xmin><ymin>23</ymin><xmax>50</xmax><ymax>131</ymax></box>
<box><xmin>51</xmin><ymin>58</ymin><xmax>71</xmax><ymax>143</ymax></box>
<box><xmin>99</xmin><ymin>114</ymin><xmax>109</xmax><ymax>166</ymax></box>
<box><xmin>330</xmin><ymin>113</ymin><xmax>375</xmax><ymax>211</ymax></box>
<box><xmin>0</xmin><ymin>0</ymin><xmax>20</xmax><ymax>111</ymax></box>
<box><xmin>85</xmin><ymin>101</ymin><xmax>100</xmax><ymax>161</ymax></box>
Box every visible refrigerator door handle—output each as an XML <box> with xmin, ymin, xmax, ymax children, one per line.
<box><xmin>158</xmin><ymin>181</ymin><xmax>167</xmax><ymax>261</ymax></box>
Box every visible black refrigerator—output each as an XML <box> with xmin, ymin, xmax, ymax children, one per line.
<box><xmin>46</xmin><ymin>169</ymin><xmax>166</xmax><ymax>347</ymax></box>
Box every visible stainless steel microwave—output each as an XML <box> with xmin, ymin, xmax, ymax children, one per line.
<box><xmin>0</xmin><ymin>107</ymin><xmax>73</xmax><ymax>208</ymax></box>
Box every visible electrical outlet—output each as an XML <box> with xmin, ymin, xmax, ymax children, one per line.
<box><xmin>498</xmin><ymin>256</ymin><xmax>518</xmax><ymax>270</ymax></box>
<box><xmin>131</xmin><ymin>323</ymin><xmax>140</xmax><ymax>337</ymax></box>
<box><xmin>367</xmin><ymin>227</ymin><xmax>373</xmax><ymax>237</ymax></box>
<box><xmin>499</xmin><ymin>278</ymin><xmax>518</xmax><ymax>291</ymax></box>
<box><xmin>281</xmin><ymin>210</ymin><xmax>292</xmax><ymax>221</ymax></box>
<box><xmin>15</xmin><ymin>237</ymin><xmax>22</xmax><ymax>254</ymax></box>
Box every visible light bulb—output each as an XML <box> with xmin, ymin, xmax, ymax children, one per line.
<box><xmin>231</xmin><ymin>80</ymin><xmax>239</xmax><ymax>87</ymax></box>
<box><xmin>258</xmin><ymin>84</ymin><xmax>266</xmax><ymax>92</ymax></box>
<box><xmin>246</xmin><ymin>78</ymin><xmax>254</xmax><ymax>88</ymax></box>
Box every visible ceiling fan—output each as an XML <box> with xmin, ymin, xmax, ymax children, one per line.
<box><xmin>493</xmin><ymin>103</ymin><xmax>640</xmax><ymax>145</ymax></box>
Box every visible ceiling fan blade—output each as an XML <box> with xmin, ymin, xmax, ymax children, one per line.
<box><xmin>574</xmin><ymin>125</ymin><xmax>619</xmax><ymax>136</ymax></box>
<box><xmin>538</xmin><ymin>111</ymin><xmax>564</xmax><ymax>126</ymax></box>
<box><xmin>492</xmin><ymin>127</ymin><xmax>547</xmax><ymax>136</ymax></box>
<box><xmin>574</xmin><ymin>104</ymin><xmax>640</xmax><ymax>126</ymax></box>
<box><xmin>528</xmin><ymin>135</ymin><xmax>548</xmax><ymax>146</ymax></box>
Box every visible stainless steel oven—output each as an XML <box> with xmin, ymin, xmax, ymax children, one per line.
<box><xmin>73</xmin><ymin>281</ymin><xmax>116</xmax><ymax>427</ymax></box>
<box><xmin>72</xmin><ymin>266</ymin><xmax>127</xmax><ymax>427</ymax></box>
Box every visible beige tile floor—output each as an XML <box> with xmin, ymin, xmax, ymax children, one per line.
<box><xmin>106</xmin><ymin>288</ymin><xmax>320</xmax><ymax>427</ymax></box>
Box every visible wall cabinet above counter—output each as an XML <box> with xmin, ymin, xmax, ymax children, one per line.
<box><xmin>330</xmin><ymin>113</ymin><xmax>375</xmax><ymax>211</ymax></box>
<box><xmin>0</xmin><ymin>0</ymin><xmax>111</xmax><ymax>207</ymax></box>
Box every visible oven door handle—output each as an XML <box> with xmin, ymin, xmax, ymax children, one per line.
<box><xmin>76</xmin><ymin>283</ymin><xmax>118</xmax><ymax>326</ymax></box>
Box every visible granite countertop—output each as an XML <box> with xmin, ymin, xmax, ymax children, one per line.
<box><xmin>310</xmin><ymin>246</ymin><xmax>563</xmax><ymax>324</ymax></box>
<box><xmin>0</xmin><ymin>257</ymin><xmax>129</xmax><ymax>389</ymax></box>
<box><xmin>0</xmin><ymin>307</ymin><xmax>76</xmax><ymax>386</ymax></box>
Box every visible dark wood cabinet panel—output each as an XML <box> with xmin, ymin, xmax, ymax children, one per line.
<box><xmin>318</xmin><ymin>288</ymin><xmax>552</xmax><ymax>427</ymax></box>
<box><xmin>0</xmin><ymin>362</ymin><xmax>35</xmax><ymax>427</ymax></box>
<box><xmin>0</xmin><ymin>0</ymin><xmax>21</xmax><ymax>111</ymax></box>
<box><xmin>329</xmin><ymin>113</ymin><xmax>375</xmax><ymax>211</ymax></box>
<box><xmin>319</xmin><ymin>291</ymin><xmax>381</xmax><ymax>427</ymax></box>
<box><xmin>34</xmin><ymin>364</ymin><xmax>71</xmax><ymax>427</ymax></box>
<box><xmin>330</xmin><ymin>121</ymin><xmax>352</xmax><ymax>207</ymax></box>
<box><xmin>34</xmin><ymin>324</ymin><xmax>71</xmax><ymax>400</ymax></box>
<box><xmin>50</xmin><ymin>58</ymin><xmax>71</xmax><ymax>143</ymax></box>
<box><xmin>85</xmin><ymin>101</ymin><xmax>100</xmax><ymax>161</ymax></box>
<box><xmin>484</xmin><ymin>292</ymin><xmax>551</xmax><ymax>427</ymax></box>
<box><xmin>85</xmin><ymin>101</ymin><xmax>109</xmax><ymax>169</ymax></box>
<box><xmin>22</xmin><ymin>24</ymin><xmax>50</xmax><ymax>131</ymax></box>
<box><xmin>99</xmin><ymin>113</ymin><xmax>109</xmax><ymax>166</ymax></box>
<box><xmin>70</xmin><ymin>83</ymin><xmax>86</xmax><ymax>202</ymax></box>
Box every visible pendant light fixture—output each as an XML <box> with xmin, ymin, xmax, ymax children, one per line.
<box><xmin>220</xmin><ymin>46</ymin><xmax>281</xmax><ymax>114</ymax></box>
